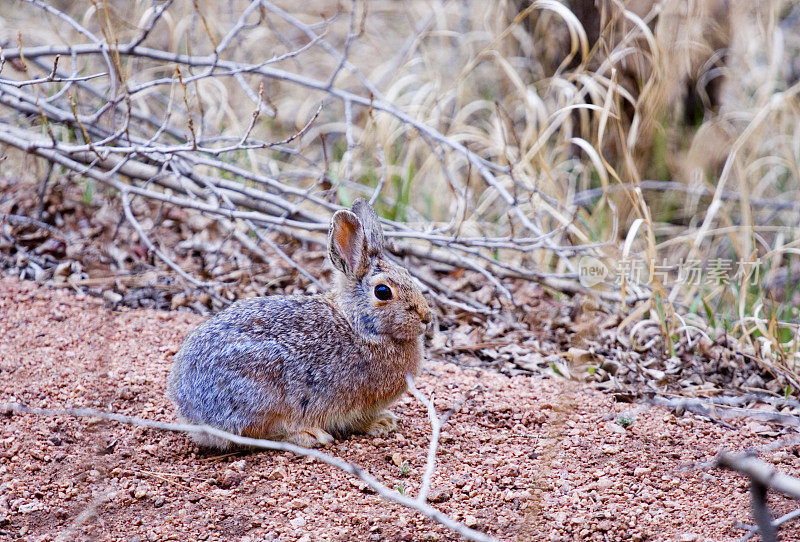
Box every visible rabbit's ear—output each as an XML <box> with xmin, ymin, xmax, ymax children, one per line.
<box><xmin>329</xmin><ymin>210</ymin><xmax>369</xmax><ymax>277</ymax></box>
<box><xmin>351</xmin><ymin>198</ymin><xmax>385</xmax><ymax>255</ymax></box>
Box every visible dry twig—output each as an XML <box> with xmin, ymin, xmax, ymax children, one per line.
<box><xmin>1</xmin><ymin>399</ymin><xmax>497</xmax><ymax>542</ymax></box>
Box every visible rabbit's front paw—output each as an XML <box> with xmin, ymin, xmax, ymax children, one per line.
<box><xmin>287</xmin><ymin>427</ymin><xmax>334</xmax><ymax>448</ymax></box>
<box><xmin>365</xmin><ymin>411</ymin><xmax>398</xmax><ymax>436</ymax></box>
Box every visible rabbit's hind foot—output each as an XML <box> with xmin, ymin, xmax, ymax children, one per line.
<box><xmin>364</xmin><ymin>410</ymin><xmax>398</xmax><ymax>436</ymax></box>
<box><xmin>287</xmin><ymin>427</ymin><xmax>334</xmax><ymax>448</ymax></box>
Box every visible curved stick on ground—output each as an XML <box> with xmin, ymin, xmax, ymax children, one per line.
<box><xmin>1</xmin><ymin>402</ymin><xmax>497</xmax><ymax>542</ymax></box>
<box><xmin>405</xmin><ymin>375</ymin><xmax>441</xmax><ymax>504</ymax></box>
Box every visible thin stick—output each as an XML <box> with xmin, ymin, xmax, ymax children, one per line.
<box><xmin>406</xmin><ymin>375</ymin><xmax>441</xmax><ymax>504</ymax></box>
<box><xmin>738</xmin><ymin>507</ymin><xmax>800</xmax><ymax>542</ymax></box>
<box><xmin>2</xmin><ymin>402</ymin><xmax>497</xmax><ymax>542</ymax></box>
<box><xmin>717</xmin><ymin>451</ymin><xmax>800</xmax><ymax>501</ymax></box>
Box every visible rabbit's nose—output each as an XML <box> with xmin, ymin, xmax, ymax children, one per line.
<box><xmin>418</xmin><ymin>307</ymin><xmax>432</xmax><ymax>325</ymax></box>
<box><xmin>408</xmin><ymin>304</ymin><xmax>431</xmax><ymax>324</ymax></box>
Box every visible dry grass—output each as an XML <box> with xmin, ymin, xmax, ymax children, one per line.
<box><xmin>1</xmin><ymin>0</ymin><xmax>799</xmax><ymax>380</ymax></box>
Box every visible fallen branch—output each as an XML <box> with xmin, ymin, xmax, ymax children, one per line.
<box><xmin>738</xmin><ymin>506</ymin><xmax>800</xmax><ymax>542</ymax></box>
<box><xmin>406</xmin><ymin>375</ymin><xmax>442</xmax><ymax>504</ymax></box>
<box><xmin>651</xmin><ymin>394</ymin><xmax>800</xmax><ymax>428</ymax></box>
<box><xmin>1</xmin><ymin>402</ymin><xmax>498</xmax><ymax>542</ymax></box>
<box><xmin>573</xmin><ymin>180</ymin><xmax>800</xmax><ymax>214</ymax></box>
<box><xmin>715</xmin><ymin>451</ymin><xmax>800</xmax><ymax>542</ymax></box>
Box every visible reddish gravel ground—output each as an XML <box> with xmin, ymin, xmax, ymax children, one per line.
<box><xmin>2</xmin><ymin>276</ymin><xmax>800</xmax><ymax>541</ymax></box>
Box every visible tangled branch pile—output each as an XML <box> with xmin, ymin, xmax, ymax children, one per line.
<box><xmin>0</xmin><ymin>0</ymin><xmax>603</xmax><ymax>316</ymax></box>
<box><xmin>2</xmin><ymin>0</ymin><xmax>800</xmax><ymax>377</ymax></box>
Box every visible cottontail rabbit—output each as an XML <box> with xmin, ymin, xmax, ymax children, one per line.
<box><xmin>168</xmin><ymin>199</ymin><xmax>432</xmax><ymax>448</ymax></box>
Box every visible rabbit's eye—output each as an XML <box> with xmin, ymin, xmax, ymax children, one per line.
<box><xmin>374</xmin><ymin>284</ymin><xmax>392</xmax><ymax>301</ymax></box>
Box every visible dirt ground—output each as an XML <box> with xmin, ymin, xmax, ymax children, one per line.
<box><xmin>1</xmin><ymin>277</ymin><xmax>800</xmax><ymax>541</ymax></box>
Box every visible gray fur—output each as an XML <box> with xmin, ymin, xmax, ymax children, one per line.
<box><xmin>168</xmin><ymin>200</ymin><xmax>431</xmax><ymax>449</ymax></box>
<box><xmin>351</xmin><ymin>198</ymin><xmax>385</xmax><ymax>255</ymax></box>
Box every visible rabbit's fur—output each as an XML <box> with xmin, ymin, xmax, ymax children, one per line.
<box><xmin>168</xmin><ymin>199</ymin><xmax>431</xmax><ymax>449</ymax></box>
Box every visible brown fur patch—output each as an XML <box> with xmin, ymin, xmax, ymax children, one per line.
<box><xmin>242</xmin><ymin>411</ymin><xmax>285</xmax><ymax>439</ymax></box>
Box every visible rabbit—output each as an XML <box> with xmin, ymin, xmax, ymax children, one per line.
<box><xmin>167</xmin><ymin>198</ymin><xmax>432</xmax><ymax>449</ymax></box>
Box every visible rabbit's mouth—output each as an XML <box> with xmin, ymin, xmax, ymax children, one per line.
<box><xmin>407</xmin><ymin>304</ymin><xmax>432</xmax><ymax>325</ymax></box>
<box><xmin>410</xmin><ymin>322</ymin><xmax>426</xmax><ymax>336</ymax></box>
<box><xmin>389</xmin><ymin>318</ymin><xmax>428</xmax><ymax>341</ymax></box>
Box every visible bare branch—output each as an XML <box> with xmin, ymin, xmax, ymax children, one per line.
<box><xmin>405</xmin><ymin>375</ymin><xmax>441</xmax><ymax>504</ymax></box>
<box><xmin>651</xmin><ymin>395</ymin><xmax>800</xmax><ymax>427</ymax></box>
<box><xmin>2</xmin><ymin>402</ymin><xmax>497</xmax><ymax>542</ymax></box>
<box><xmin>716</xmin><ymin>451</ymin><xmax>794</xmax><ymax>542</ymax></box>
<box><xmin>739</xmin><ymin>507</ymin><xmax>800</xmax><ymax>542</ymax></box>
